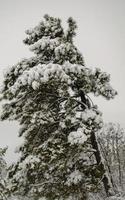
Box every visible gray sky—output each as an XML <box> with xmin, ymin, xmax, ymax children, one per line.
<box><xmin>0</xmin><ymin>0</ymin><xmax>125</xmax><ymax>162</ymax></box>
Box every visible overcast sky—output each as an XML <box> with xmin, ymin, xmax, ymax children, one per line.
<box><xmin>0</xmin><ymin>0</ymin><xmax>125</xmax><ymax>163</ymax></box>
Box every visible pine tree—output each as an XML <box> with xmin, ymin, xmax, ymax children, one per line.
<box><xmin>0</xmin><ymin>15</ymin><xmax>117</xmax><ymax>200</ymax></box>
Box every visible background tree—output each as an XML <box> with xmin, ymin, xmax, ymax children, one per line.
<box><xmin>98</xmin><ymin>123</ymin><xmax>125</xmax><ymax>193</ymax></box>
<box><xmin>0</xmin><ymin>147</ymin><xmax>8</xmax><ymax>200</ymax></box>
<box><xmin>0</xmin><ymin>15</ymin><xmax>117</xmax><ymax>200</ymax></box>
<box><xmin>88</xmin><ymin>123</ymin><xmax>125</xmax><ymax>200</ymax></box>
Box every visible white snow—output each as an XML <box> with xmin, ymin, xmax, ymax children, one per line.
<box><xmin>32</xmin><ymin>81</ymin><xmax>40</xmax><ymax>90</ymax></box>
<box><xmin>9</xmin><ymin>61</ymin><xmax>86</xmax><ymax>93</ymax></box>
<box><xmin>81</xmin><ymin>109</ymin><xmax>97</xmax><ymax>121</ymax></box>
<box><xmin>68</xmin><ymin>128</ymin><xmax>88</xmax><ymax>145</ymax></box>
<box><xmin>30</xmin><ymin>37</ymin><xmax>60</xmax><ymax>54</ymax></box>
<box><xmin>66</xmin><ymin>170</ymin><xmax>83</xmax><ymax>186</ymax></box>
<box><xmin>18</xmin><ymin>155</ymin><xmax>40</xmax><ymax>170</ymax></box>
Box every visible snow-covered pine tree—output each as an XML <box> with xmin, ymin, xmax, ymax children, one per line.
<box><xmin>0</xmin><ymin>15</ymin><xmax>117</xmax><ymax>200</ymax></box>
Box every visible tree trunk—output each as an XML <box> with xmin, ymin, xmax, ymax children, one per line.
<box><xmin>90</xmin><ymin>131</ymin><xmax>114</xmax><ymax>196</ymax></box>
<box><xmin>116</xmin><ymin>131</ymin><xmax>122</xmax><ymax>187</ymax></box>
<box><xmin>98</xmin><ymin>138</ymin><xmax>115</xmax><ymax>190</ymax></box>
<box><xmin>79</xmin><ymin>91</ymin><xmax>115</xmax><ymax>197</ymax></box>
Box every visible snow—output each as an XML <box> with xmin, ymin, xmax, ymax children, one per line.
<box><xmin>68</xmin><ymin>128</ymin><xmax>88</xmax><ymax>145</ymax></box>
<box><xmin>80</xmin><ymin>108</ymin><xmax>103</xmax><ymax>129</ymax></box>
<box><xmin>2</xmin><ymin>56</ymin><xmax>117</xmax><ymax>100</ymax></box>
<box><xmin>30</xmin><ymin>37</ymin><xmax>60</xmax><ymax>54</ymax></box>
<box><xmin>59</xmin><ymin>121</ymin><xmax>66</xmax><ymax>129</ymax></box>
<box><xmin>67</xmin><ymin>87</ymin><xmax>75</xmax><ymax>96</ymax></box>
<box><xmin>32</xmin><ymin>80</ymin><xmax>40</xmax><ymax>90</ymax></box>
<box><xmin>9</xmin><ymin>61</ymin><xmax>86</xmax><ymax>93</ymax></box>
<box><xmin>81</xmin><ymin>109</ymin><xmax>97</xmax><ymax>121</ymax></box>
<box><xmin>106</xmin><ymin>196</ymin><xmax>125</xmax><ymax>200</ymax></box>
<box><xmin>66</xmin><ymin>170</ymin><xmax>83</xmax><ymax>186</ymax></box>
<box><xmin>24</xmin><ymin>15</ymin><xmax>63</xmax><ymax>45</ymax></box>
<box><xmin>18</xmin><ymin>155</ymin><xmax>40</xmax><ymax>170</ymax></box>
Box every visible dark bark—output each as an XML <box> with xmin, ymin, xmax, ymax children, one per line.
<box><xmin>116</xmin><ymin>131</ymin><xmax>122</xmax><ymax>186</ymax></box>
<box><xmin>98</xmin><ymin>138</ymin><xmax>115</xmax><ymax>190</ymax></box>
<box><xmin>79</xmin><ymin>91</ymin><xmax>114</xmax><ymax>197</ymax></box>
<box><xmin>90</xmin><ymin>131</ymin><xmax>114</xmax><ymax>196</ymax></box>
<box><xmin>79</xmin><ymin>90</ymin><xmax>91</xmax><ymax>110</ymax></box>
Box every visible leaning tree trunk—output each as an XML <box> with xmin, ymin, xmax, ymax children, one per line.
<box><xmin>79</xmin><ymin>91</ymin><xmax>115</xmax><ymax>197</ymax></box>
<box><xmin>90</xmin><ymin>131</ymin><xmax>115</xmax><ymax>197</ymax></box>
<box><xmin>116</xmin><ymin>131</ymin><xmax>122</xmax><ymax>187</ymax></box>
<box><xmin>98</xmin><ymin>138</ymin><xmax>116</xmax><ymax>190</ymax></box>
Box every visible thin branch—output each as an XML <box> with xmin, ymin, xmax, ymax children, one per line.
<box><xmin>85</xmin><ymin>93</ymin><xmax>94</xmax><ymax>107</ymax></box>
<box><xmin>31</xmin><ymin>181</ymin><xmax>58</xmax><ymax>187</ymax></box>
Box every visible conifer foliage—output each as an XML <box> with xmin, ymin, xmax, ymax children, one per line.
<box><xmin>0</xmin><ymin>15</ymin><xmax>117</xmax><ymax>199</ymax></box>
